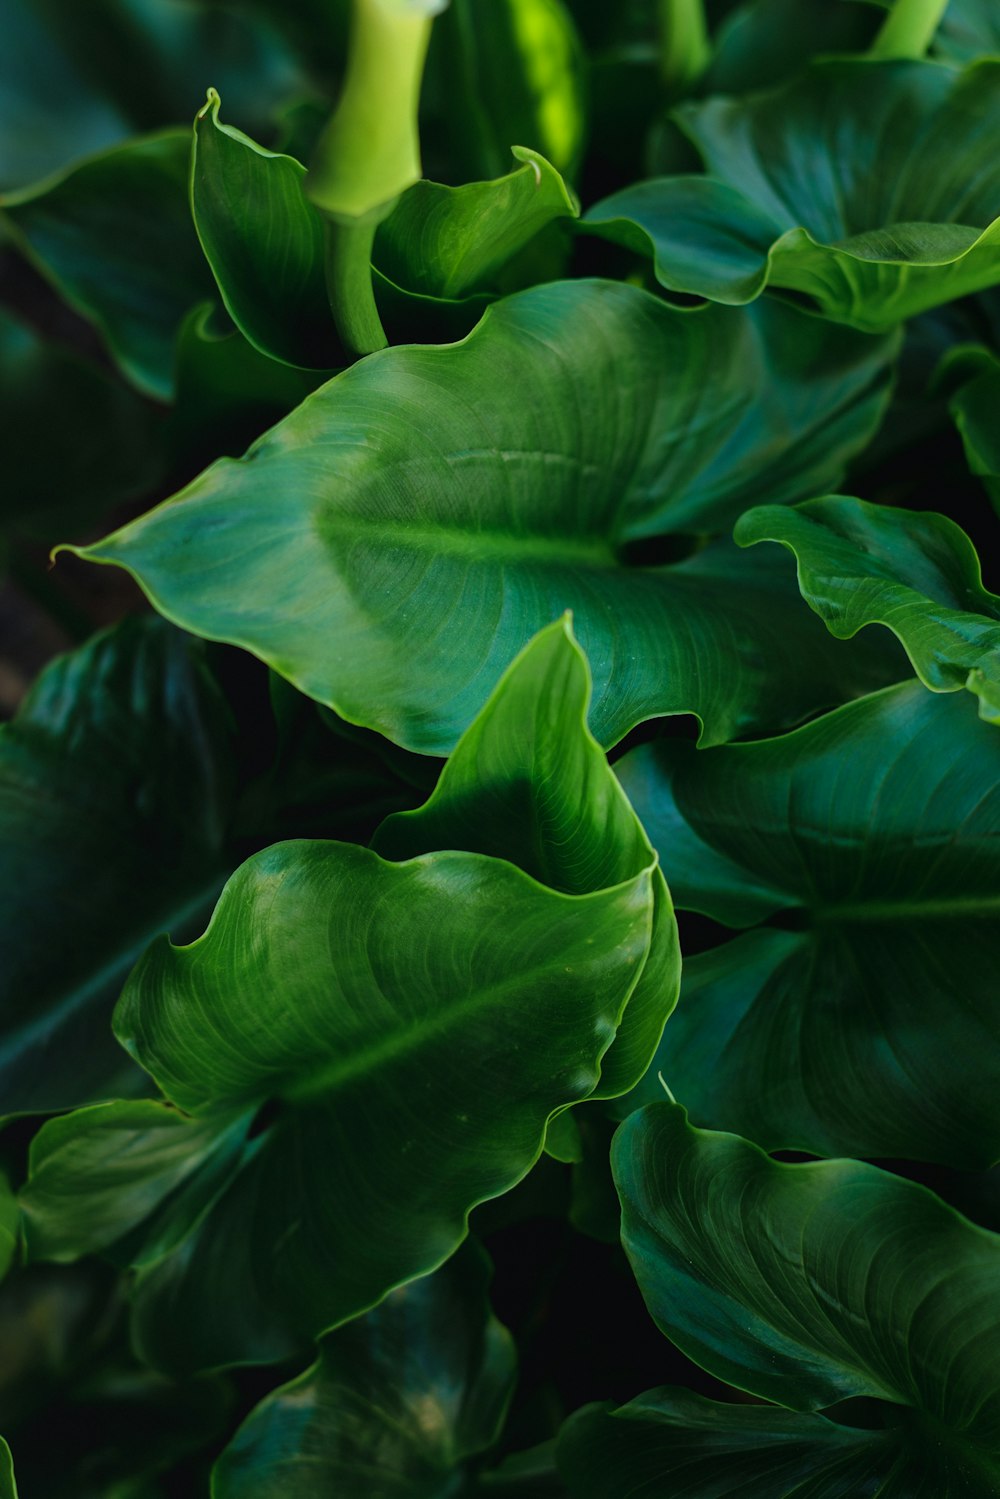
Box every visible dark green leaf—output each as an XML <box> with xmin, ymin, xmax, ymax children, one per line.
<box><xmin>2</xmin><ymin>131</ymin><xmax>216</xmax><ymax>398</ymax></box>
<box><xmin>952</xmin><ymin>358</ymin><xmax>1000</xmax><ymax>517</ymax></box>
<box><xmin>373</xmin><ymin>618</ymin><xmax>679</xmax><ymax>1100</ymax></box>
<box><xmin>616</xmin><ymin>683</ymin><xmax>1000</xmax><ymax>1163</ymax></box>
<box><xmin>0</xmin><ymin>308</ymin><xmax>159</xmax><ymax>533</ymax></box>
<box><xmin>588</xmin><ymin>59</ymin><xmax>1000</xmax><ymax>328</ymax></box>
<box><xmin>735</xmin><ymin>495</ymin><xmax>1000</xmax><ymax>723</ymax></box>
<box><xmin>705</xmin><ymin>0</ymin><xmax>882</xmax><ymax>96</ymax></box>
<box><xmin>0</xmin><ymin>1179</ymin><xmax>15</xmax><ymax>1285</ymax></box>
<box><xmin>0</xmin><ymin>618</ymin><xmax>236</xmax><ymax>1115</ymax></box>
<box><xmin>211</xmin><ymin>1245</ymin><xmax>516</xmax><ymax>1497</ymax></box>
<box><xmin>191</xmin><ymin>91</ymin><xmax>337</xmax><ymax>370</ymax></box>
<box><xmin>608</xmin><ymin>1105</ymin><xmax>1000</xmax><ymax>1489</ymax></box>
<box><xmin>20</xmin><ymin>1100</ymin><xmax>248</xmax><ymax>1267</ymax></box>
<box><xmin>558</xmin><ymin>1388</ymin><xmax>961</xmax><ymax>1498</ymax></box>
<box><xmin>65</xmin><ymin>281</ymin><xmax>901</xmax><ymax>754</ymax></box>
<box><xmin>936</xmin><ymin>0</ymin><xmax>1000</xmax><ymax>62</ymax></box>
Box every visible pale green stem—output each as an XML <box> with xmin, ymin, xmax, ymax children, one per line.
<box><xmin>323</xmin><ymin>216</ymin><xmax>388</xmax><ymax>357</ymax></box>
<box><xmin>869</xmin><ymin>0</ymin><xmax>949</xmax><ymax>59</ymax></box>
<box><xmin>658</xmin><ymin>0</ymin><xmax>711</xmax><ymax>94</ymax></box>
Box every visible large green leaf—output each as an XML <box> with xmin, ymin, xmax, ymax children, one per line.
<box><xmin>373</xmin><ymin>618</ymin><xmax>679</xmax><ymax>1099</ymax></box>
<box><xmin>65</xmin><ymin>280</ymin><xmax>902</xmax><ymax>754</ymax></box>
<box><xmin>704</xmin><ymin>0</ymin><xmax>882</xmax><ymax>96</ymax></box>
<box><xmin>0</xmin><ymin>618</ymin><xmax>236</xmax><ymax>1115</ymax></box>
<box><xmin>211</xmin><ymin>1245</ymin><xmax>515</xmax><ymax>1497</ymax></box>
<box><xmin>558</xmin><ymin>1387</ymin><xmax>980</xmax><ymax>1498</ymax></box>
<box><xmin>119</xmin><ymin>841</ymin><xmax>652</xmax><ymax>1371</ymax></box>
<box><xmin>0</xmin><ymin>308</ymin><xmax>159</xmax><ymax>533</ymax></box>
<box><xmin>735</xmin><ymin>495</ymin><xmax>1000</xmax><ymax>723</ymax></box>
<box><xmin>2</xmin><ymin>132</ymin><xmax>216</xmax><ymax>398</ymax></box>
<box><xmin>603</xmin><ymin>1104</ymin><xmax>1000</xmax><ymax>1490</ymax></box>
<box><xmin>586</xmin><ymin>59</ymin><xmax>1000</xmax><ymax>329</ymax></box>
<box><xmin>0</xmin><ymin>0</ymin><xmax>307</xmax><ymax>191</ymax></box>
<box><xmin>615</xmin><ymin>682</ymin><xmax>1000</xmax><ymax>1164</ymax></box>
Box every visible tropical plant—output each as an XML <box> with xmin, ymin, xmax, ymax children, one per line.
<box><xmin>2</xmin><ymin>0</ymin><xmax>1000</xmax><ymax>1492</ymax></box>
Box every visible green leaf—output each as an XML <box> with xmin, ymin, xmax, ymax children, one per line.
<box><xmin>704</xmin><ymin>0</ymin><xmax>883</xmax><ymax>96</ymax></box>
<box><xmin>119</xmin><ymin>836</ymin><xmax>653</xmax><ymax>1371</ymax></box>
<box><xmin>735</xmin><ymin>495</ymin><xmax>1000</xmax><ymax>724</ymax></box>
<box><xmin>429</xmin><ymin>0</ymin><xmax>587</xmax><ymax>182</ymax></box>
<box><xmin>557</xmin><ymin>1388</ymin><xmax>965</xmax><ymax>1498</ymax></box>
<box><xmin>64</xmin><ymin>280</ymin><xmax>902</xmax><ymax>754</ymax></box>
<box><xmin>587</xmin><ymin>59</ymin><xmax>1000</xmax><ymax>328</ymax></box>
<box><xmin>615</xmin><ymin>682</ymin><xmax>1000</xmax><ymax>1164</ymax></box>
<box><xmin>0</xmin><ymin>0</ymin><xmax>306</xmax><ymax>192</ymax></box>
<box><xmin>373</xmin><ymin>618</ymin><xmax>679</xmax><ymax>1099</ymax></box>
<box><xmin>0</xmin><ymin>308</ymin><xmax>159</xmax><ymax>534</ymax></box>
<box><xmin>191</xmin><ymin>92</ymin><xmax>337</xmax><ymax>369</ymax></box>
<box><xmin>20</xmin><ymin>1100</ymin><xmax>248</xmax><ymax>1267</ymax></box>
<box><xmin>936</xmin><ymin>0</ymin><xmax>1000</xmax><ymax>62</ymax></box>
<box><xmin>374</xmin><ymin>146</ymin><xmax>578</xmax><ymax>299</ymax></box>
<box><xmin>2</xmin><ymin>131</ymin><xmax>216</xmax><ymax>398</ymax></box>
<box><xmin>0</xmin><ymin>1179</ymin><xmax>16</xmax><ymax>1286</ymax></box>
<box><xmin>0</xmin><ymin>618</ymin><xmax>237</xmax><ymax>1116</ymax></box>
<box><xmin>211</xmin><ymin>1245</ymin><xmax>516</xmax><ymax>1497</ymax></box>
<box><xmin>607</xmin><ymin>1104</ymin><xmax>1000</xmax><ymax>1488</ymax></box>
<box><xmin>0</xmin><ymin>1438</ymin><xmax>14</xmax><ymax>1499</ymax></box>
<box><xmin>951</xmin><ymin>357</ymin><xmax>1000</xmax><ymax>518</ymax></box>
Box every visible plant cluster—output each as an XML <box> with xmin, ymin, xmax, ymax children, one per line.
<box><xmin>2</xmin><ymin>0</ymin><xmax>1000</xmax><ymax>1493</ymax></box>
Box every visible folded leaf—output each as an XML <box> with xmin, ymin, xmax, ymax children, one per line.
<box><xmin>611</xmin><ymin>1103</ymin><xmax>1000</xmax><ymax>1484</ymax></box>
<box><xmin>558</xmin><ymin>1388</ymin><xmax>974</xmax><ymax>1498</ymax></box>
<box><xmin>616</xmin><ymin>682</ymin><xmax>1000</xmax><ymax>1163</ymax></box>
<box><xmin>212</xmin><ymin>1245</ymin><xmax>516</xmax><ymax>1497</ymax></box>
<box><xmin>65</xmin><ymin>280</ymin><xmax>902</xmax><ymax>753</ymax></box>
<box><xmin>373</xmin><ymin>618</ymin><xmax>679</xmax><ymax>1098</ymax></box>
<box><xmin>2</xmin><ymin>131</ymin><xmax>216</xmax><ymax>397</ymax></box>
<box><xmin>734</xmin><ymin>495</ymin><xmax>1000</xmax><ymax>723</ymax></box>
<box><xmin>586</xmin><ymin>59</ymin><xmax>1000</xmax><ymax>328</ymax></box>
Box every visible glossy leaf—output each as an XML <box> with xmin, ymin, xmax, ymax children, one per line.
<box><xmin>429</xmin><ymin>0</ymin><xmax>587</xmax><ymax>182</ymax></box>
<box><xmin>66</xmin><ymin>280</ymin><xmax>902</xmax><ymax>754</ymax></box>
<box><xmin>373</xmin><ymin>619</ymin><xmax>678</xmax><ymax>1099</ymax></box>
<box><xmin>607</xmin><ymin>1104</ymin><xmax>1000</xmax><ymax>1487</ymax></box>
<box><xmin>587</xmin><ymin>59</ymin><xmax>1000</xmax><ymax>328</ymax></box>
<box><xmin>212</xmin><ymin>1245</ymin><xmax>515</xmax><ymax>1497</ymax></box>
<box><xmin>0</xmin><ymin>308</ymin><xmax>159</xmax><ymax>533</ymax></box>
<box><xmin>735</xmin><ymin>495</ymin><xmax>1000</xmax><ymax>723</ymax></box>
<box><xmin>2</xmin><ymin>131</ymin><xmax>216</xmax><ymax>398</ymax></box>
<box><xmin>558</xmin><ymin>1387</ymin><xmax>975</xmax><ymax>1498</ymax></box>
<box><xmin>119</xmin><ymin>835</ymin><xmax>652</xmax><ymax>1371</ymax></box>
<box><xmin>20</xmin><ymin>1100</ymin><xmax>248</xmax><ymax>1267</ymax></box>
<box><xmin>191</xmin><ymin>92</ymin><xmax>337</xmax><ymax>369</ymax></box>
<box><xmin>616</xmin><ymin>683</ymin><xmax>1000</xmax><ymax>1164</ymax></box>
<box><xmin>0</xmin><ymin>617</ymin><xmax>236</xmax><ymax>1115</ymax></box>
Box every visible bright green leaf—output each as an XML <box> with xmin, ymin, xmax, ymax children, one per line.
<box><xmin>373</xmin><ymin>618</ymin><xmax>679</xmax><ymax>1099</ymax></box>
<box><xmin>2</xmin><ymin>131</ymin><xmax>216</xmax><ymax>398</ymax></box>
<box><xmin>211</xmin><ymin>1245</ymin><xmax>516</xmax><ymax>1497</ymax></box>
<box><xmin>587</xmin><ymin>59</ymin><xmax>1000</xmax><ymax>328</ymax></box>
<box><xmin>64</xmin><ymin>281</ymin><xmax>902</xmax><ymax>754</ymax></box>
<box><xmin>608</xmin><ymin>1105</ymin><xmax>1000</xmax><ymax>1488</ymax></box>
<box><xmin>735</xmin><ymin>494</ymin><xmax>1000</xmax><ymax>723</ymax></box>
<box><xmin>616</xmin><ymin>682</ymin><xmax>1000</xmax><ymax>1164</ymax></box>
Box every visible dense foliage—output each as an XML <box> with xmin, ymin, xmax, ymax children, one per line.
<box><xmin>2</xmin><ymin>0</ymin><xmax>1000</xmax><ymax>1492</ymax></box>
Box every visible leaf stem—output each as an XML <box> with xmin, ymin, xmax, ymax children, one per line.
<box><xmin>869</xmin><ymin>0</ymin><xmax>948</xmax><ymax>59</ymax></box>
<box><xmin>323</xmin><ymin>215</ymin><xmax>388</xmax><ymax>356</ymax></box>
<box><xmin>658</xmin><ymin>0</ymin><xmax>711</xmax><ymax>94</ymax></box>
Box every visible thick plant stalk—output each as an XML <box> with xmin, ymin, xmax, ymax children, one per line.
<box><xmin>869</xmin><ymin>0</ymin><xmax>949</xmax><ymax>58</ymax></box>
<box><xmin>305</xmin><ymin>0</ymin><xmax>446</xmax><ymax>354</ymax></box>
<box><xmin>658</xmin><ymin>0</ymin><xmax>711</xmax><ymax>94</ymax></box>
